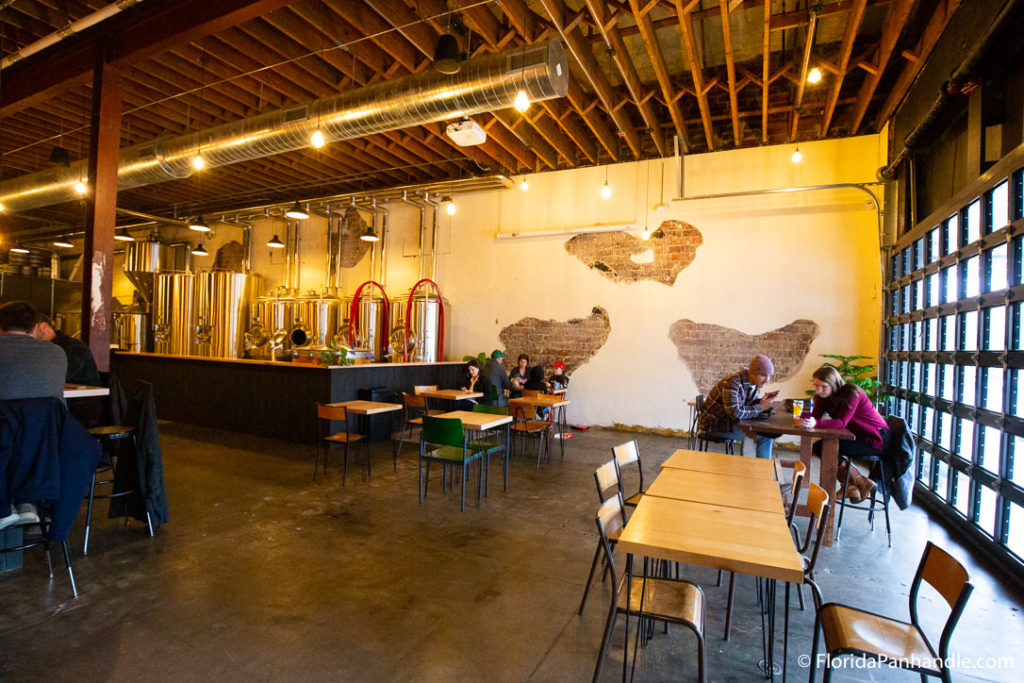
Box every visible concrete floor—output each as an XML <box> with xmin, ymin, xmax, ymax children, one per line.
<box><xmin>1</xmin><ymin>423</ymin><xmax>1022</xmax><ymax>682</ymax></box>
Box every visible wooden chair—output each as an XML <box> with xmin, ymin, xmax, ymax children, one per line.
<box><xmin>810</xmin><ymin>541</ymin><xmax>973</xmax><ymax>683</ymax></box>
<box><xmin>592</xmin><ymin>494</ymin><xmax>706</xmax><ymax>683</ymax></box>
<box><xmin>578</xmin><ymin>460</ymin><xmax>622</xmax><ymax>615</ymax></box>
<box><xmin>792</xmin><ymin>482</ymin><xmax>830</xmax><ymax>612</ymax></box>
<box><xmin>413</xmin><ymin>385</ymin><xmax>438</xmax><ymax>395</ymax></box>
<box><xmin>612</xmin><ymin>439</ymin><xmax>645</xmax><ymax>507</ymax></box>
<box><xmin>395</xmin><ymin>392</ymin><xmax>444</xmax><ymax>459</ymax></box>
<box><xmin>418</xmin><ymin>416</ymin><xmax>485</xmax><ymax>512</ymax></box>
<box><xmin>509</xmin><ymin>401</ymin><xmax>550</xmax><ymax>469</ymax></box>
<box><xmin>314</xmin><ymin>403</ymin><xmax>366</xmax><ymax>485</ymax></box>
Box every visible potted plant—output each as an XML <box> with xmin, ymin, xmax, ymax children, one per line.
<box><xmin>808</xmin><ymin>353</ymin><xmax>888</xmax><ymax>409</ymax></box>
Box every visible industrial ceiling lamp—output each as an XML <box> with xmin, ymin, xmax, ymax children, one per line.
<box><xmin>74</xmin><ymin>178</ymin><xmax>88</xmax><ymax>195</ymax></box>
<box><xmin>807</xmin><ymin>67</ymin><xmax>822</xmax><ymax>84</ymax></box>
<box><xmin>600</xmin><ymin>166</ymin><xmax>612</xmax><ymax>200</ymax></box>
<box><xmin>310</xmin><ymin>128</ymin><xmax>325</xmax><ymax>149</ymax></box>
<box><xmin>433</xmin><ymin>33</ymin><xmax>462</xmax><ymax>75</ymax></box>
<box><xmin>53</xmin><ymin>238</ymin><xmax>74</xmax><ymax>248</ymax></box>
<box><xmin>114</xmin><ymin>229</ymin><xmax>135</xmax><ymax>242</ymax></box>
<box><xmin>791</xmin><ymin>145</ymin><xmax>803</xmax><ymax>163</ymax></box>
<box><xmin>285</xmin><ymin>201</ymin><xmax>309</xmax><ymax>220</ymax></box>
<box><xmin>189</xmin><ymin>215</ymin><xmax>211</xmax><ymax>232</ymax></box>
<box><xmin>360</xmin><ymin>225</ymin><xmax>379</xmax><ymax>242</ymax></box>
<box><xmin>267</xmin><ymin>234</ymin><xmax>285</xmax><ymax>248</ymax></box>
<box><xmin>49</xmin><ymin>146</ymin><xmax>71</xmax><ymax>167</ymax></box>
<box><xmin>10</xmin><ymin>245</ymin><xmax>30</xmax><ymax>254</ymax></box>
<box><xmin>192</xmin><ymin>241</ymin><xmax>209</xmax><ymax>256</ymax></box>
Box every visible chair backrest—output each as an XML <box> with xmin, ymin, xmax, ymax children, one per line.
<box><xmin>695</xmin><ymin>394</ymin><xmax>704</xmax><ymax>412</ymax></box>
<box><xmin>509</xmin><ymin>402</ymin><xmax>530</xmax><ymax>420</ymax></box>
<box><xmin>594</xmin><ymin>460</ymin><xmax>620</xmax><ymax>502</ymax></box>
<box><xmin>522</xmin><ymin>389</ymin><xmax>542</xmax><ymax>398</ymax></box>
<box><xmin>403</xmin><ymin>392</ymin><xmax>427</xmax><ymax>409</ymax></box>
<box><xmin>421</xmin><ymin>416</ymin><xmax>464</xmax><ymax>448</ymax></box>
<box><xmin>910</xmin><ymin>542</ymin><xmax>974</xmax><ymax>652</ymax></box>
<box><xmin>317</xmin><ymin>403</ymin><xmax>348</xmax><ymax>421</ymax></box>
<box><xmin>798</xmin><ymin>484</ymin><xmax>831</xmax><ymax>567</ymax></box>
<box><xmin>612</xmin><ymin>440</ymin><xmax>643</xmax><ymax>492</ymax></box>
<box><xmin>472</xmin><ymin>404</ymin><xmax>508</xmax><ymax>415</ymax></box>
<box><xmin>595</xmin><ymin>493</ymin><xmax>627</xmax><ymax>586</ymax></box>
<box><xmin>414</xmin><ymin>385</ymin><xmax>438</xmax><ymax>395</ymax></box>
<box><xmin>786</xmin><ymin>461</ymin><xmax>807</xmax><ymax>527</ymax></box>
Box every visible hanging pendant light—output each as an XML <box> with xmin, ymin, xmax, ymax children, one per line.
<box><xmin>433</xmin><ymin>33</ymin><xmax>462</xmax><ymax>74</ymax></box>
<box><xmin>600</xmin><ymin>166</ymin><xmax>612</xmax><ymax>199</ymax></box>
<box><xmin>807</xmin><ymin>67</ymin><xmax>822</xmax><ymax>84</ymax></box>
<box><xmin>192</xmin><ymin>241</ymin><xmax>209</xmax><ymax>256</ymax></box>
<box><xmin>285</xmin><ymin>201</ymin><xmax>309</xmax><ymax>220</ymax></box>
<box><xmin>53</xmin><ymin>238</ymin><xmax>74</xmax><ymax>248</ymax></box>
<box><xmin>442</xmin><ymin>195</ymin><xmax>457</xmax><ymax>216</ymax></box>
<box><xmin>520</xmin><ymin>177</ymin><xmax>529</xmax><ymax>191</ymax></box>
<box><xmin>310</xmin><ymin>128</ymin><xmax>325</xmax><ymax>149</ymax></box>
<box><xmin>10</xmin><ymin>245</ymin><xmax>30</xmax><ymax>254</ymax></box>
<box><xmin>513</xmin><ymin>88</ymin><xmax>530</xmax><ymax>112</ymax></box>
<box><xmin>189</xmin><ymin>215</ymin><xmax>211</xmax><ymax>232</ymax></box>
<box><xmin>74</xmin><ymin>179</ymin><xmax>88</xmax><ymax>195</ymax></box>
<box><xmin>267</xmin><ymin>234</ymin><xmax>285</xmax><ymax>249</ymax></box>
<box><xmin>791</xmin><ymin>146</ymin><xmax>803</xmax><ymax>163</ymax></box>
<box><xmin>114</xmin><ymin>230</ymin><xmax>135</xmax><ymax>242</ymax></box>
<box><xmin>360</xmin><ymin>225</ymin><xmax>379</xmax><ymax>242</ymax></box>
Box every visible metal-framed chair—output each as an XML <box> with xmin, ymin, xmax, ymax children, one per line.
<box><xmin>578</xmin><ymin>460</ymin><xmax>622</xmax><ymax>616</ymax></box>
<box><xmin>395</xmin><ymin>392</ymin><xmax>444</xmax><ymax>459</ymax></box>
<box><xmin>810</xmin><ymin>541</ymin><xmax>973</xmax><ymax>683</ymax></box>
<box><xmin>835</xmin><ymin>455</ymin><xmax>892</xmax><ymax>547</ymax></box>
<box><xmin>314</xmin><ymin>403</ymin><xmax>367</xmax><ymax>484</ymax></box>
<box><xmin>470</xmin><ymin>404</ymin><xmax>510</xmax><ymax>496</ymax></box>
<box><xmin>592</xmin><ymin>494</ymin><xmax>706</xmax><ymax>683</ymax></box>
<box><xmin>791</xmin><ymin>482</ymin><xmax>830</xmax><ymax>612</ymax></box>
<box><xmin>418</xmin><ymin>416</ymin><xmax>485</xmax><ymax>512</ymax></box>
<box><xmin>686</xmin><ymin>394</ymin><xmax>704</xmax><ymax>449</ymax></box>
<box><xmin>613</xmin><ymin>439</ymin><xmax>645</xmax><ymax>508</ymax></box>
<box><xmin>0</xmin><ymin>501</ymin><xmax>77</xmax><ymax>598</ymax></box>
<box><xmin>509</xmin><ymin>401</ymin><xmax>551</xmax><ymax>469</ymax></box>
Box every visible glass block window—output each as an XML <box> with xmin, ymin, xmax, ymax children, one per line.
<box><xmin>952</xmin><ymin>470</ymin><xmax>972</xmax><ymax>518</ymax></box>
<box><xmin>985</xmin><ymin>244</ymin><xmax>1008</xmax><ymax>292</ymax></box>
<box><xmin>961</xmin><ymin>310</ymin><xmax>978</xmax><ymax>351</ymax></box>
<box><xmin>984</xmin><ymin>306</ymin><xmax>1006</xmax><ymax>351</ymax></box>
<box><xmin>991</xmin><ymin>180</ymin><xmax>1009</xmax><ymax>232</ymax></box>
<box><xmin>978</xmin><ymin>485</ymin><xmax>998</xmax><ymax>538</ymax></box>
<box><xmin>963</xmin><ymin>255</ymin><xmax>981</xmax><ymax>298</ymax></box>
<box><xmin>965</xmin><ymin>200</ymin><xmax>981</xmax><ymax>245</ymax></box>
<box><xmin>961</xmin><ymin>366</ymin><xmax>977</xmax><ymax>404</ymax></box>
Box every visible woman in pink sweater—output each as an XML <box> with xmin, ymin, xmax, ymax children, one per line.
<box><xmin>801</xmin><ymin>365</ymin><xmax>890</xmax><ymax>502</ymax></box>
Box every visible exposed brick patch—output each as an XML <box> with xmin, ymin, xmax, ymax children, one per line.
<box><xmin>213</xmin><ymin>240</ymin><xmax>244</xmax><ymax>271</ymax></box>
<box><xmin>668</xmin><ymin>319</ymin><xmax>820</xmax><ymax>394</ymax></box>
<box><xmin>564</xmin><ymin>220</ymin><xmax>703</xmax><ymax>285</ymax></box>
<box><xmin>339</xmin><ymin>206</ymin><xmax>371</xmax><ymax>268</ymax></box>
<box><xmin>499</xmin><ymin>306</ymin><xmax>610</xmax><ymax>376</ymax></box>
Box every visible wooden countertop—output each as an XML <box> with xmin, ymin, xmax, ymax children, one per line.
<box><xmin>114</xmin><ymin>351</ymin><xmax>464</xmax><ymax>369</ymax></box>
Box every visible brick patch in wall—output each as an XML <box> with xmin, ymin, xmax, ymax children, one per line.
<box><xmin>563</xmin><ymin>219</ymin><xmax>703</xmax><ymax>285</ymax></box>
<box><xmin>498</xmin><ymin>306</ymin><xmax>610</xmax><ymax>376</ymax></box>
<box><xmin>339</xmin><ymin>206</ymin><xmax>371</xmax><ymax>268</ymax></box>
<box><xmin>668</xmin><ymin>318</ymin><xmax>820</xmax><ymax>394</ymax></box>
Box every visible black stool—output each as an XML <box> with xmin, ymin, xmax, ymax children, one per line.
<box><xmin>0</xmin><ymin>501</ymin><xmax>77</xmax><ymax>598</ymax></box>
<box><xmin>84</xmin><ymin>425</ymin><xmax>154</xmax><ymax>555</ymax></box>
<box><xmin>835</xmin><ymin>454</ymin><xmax>892</xmax><ymax>547</ymax></box>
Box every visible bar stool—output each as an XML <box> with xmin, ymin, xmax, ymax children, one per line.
<box><xmin>83</xmin><ymin>425</ymin><xmax>154</xmax><ymax>555</ymax></box>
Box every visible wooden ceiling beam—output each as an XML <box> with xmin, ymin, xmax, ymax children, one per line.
<box><xmin>566</xmin><ymin>80</ymin><xmax>619</xmax><ymax>161</ymax></box>
<box><xmin>820</xmin><ymin>0</ymin><xmax>866</xmax><ymax>137</ymax></box>
<box><xmin>538</xmin><ymin>0</ymin><xmax>642</xmax><ymax>159</ymax></box>
<box><xmin>675</xmin><ymin>1</ymin><xmax>715</xmax><ymax>150</ymax></box>
<box><xmin>849</xmin><ymin>0</ymin><xmax>914</xmax><ymax>134</ymax></box>
<box><xmin>628</xmin><ymin>0</ymin><xmax>691</xmax><ymax>152</ymax></box>
<box><xmin>331</xmin><ymin>1</ymin><xmax>420</xmax><ymax>72</ymax></box>
<box><xmin>366</xmin><ymin>0</ymin><xmax>438</xmax><ymax>61</ymax></box>
<box><xmin>875</xmin><ymin>0</ymin><xmax>963</xmax><ymax>128</ymax></box>
<box><xmin>718</xmin><ymin>0</ymin><xmax>741</xmax><ymax>145</ymax></box>
<box><xmin>463</xmin><ymin>118</ymin><xmax>538</xmax><ymax>170</ymax></box>
<box><xmin>1</xmin><ymin>0</ymin><xmax>301</xmax><ymax>118</ymax></box>
<box><xmin>761</xmin><ymin>0</ymin><xmax>771</xmax><ymax>142</ymax></box>
<box><xmin>585</xmin><ymin>0</ymin><xmax>666</xmax><ymax>156</ymax></box>
<box><xmin>491</xmin><ymin>110</ymin><xmax>561</xmax><ymax>170</ymax></box>
<box><xmin>540</xmin><ymin>100</ymin><xmax>598</xmax><ymax>164</ymax></box>
<box><xmin>521</xmin><ymin>109</ymin><xmax>583</xmax><ymax>166</ymax></box>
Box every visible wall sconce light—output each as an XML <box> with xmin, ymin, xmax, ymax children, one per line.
<box><xmin>284</xmin><ymin>201</ymin><xmax>309</xmax><ymax>220</ymax></box>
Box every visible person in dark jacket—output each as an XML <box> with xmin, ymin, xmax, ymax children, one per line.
<box><xmin>508</xmin><ymin>354</ymin><xmax>530</xmax><ymax>399</ymax></box>
<box><xmin>33</xmin><ymin>314</ymin><xmax>103</xmax><ymax>427</ymax></box>
<box><xmin>479</xmin><ymin>350</ymin><xmax>511</xmax><ymax>406</ymax></box>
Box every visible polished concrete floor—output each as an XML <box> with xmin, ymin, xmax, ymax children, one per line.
<box><xmin>1</xmin><ymin>423</ymin><xmax>1022</xmax><ymax>682</ymax></box>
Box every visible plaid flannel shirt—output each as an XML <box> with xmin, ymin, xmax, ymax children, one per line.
<box><xmin>697</xmin><ymin>369</ymin><xmax>763</xmax><ymax>433</ymax></box>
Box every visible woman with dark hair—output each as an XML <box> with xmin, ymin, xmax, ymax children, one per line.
<box><xmin>801</xmin><ymin>365</ymin><xmax>889</xmax><ymax>502</ymax></box>
<box><xmin>509</xmin><ymin>353</ymin><xmax>529</xmax><ymax>399</ymax></box>
<box><xmin>455</xmin><ymin>358</ymin><xmax>482</xmax><ymax>411</ymax></box>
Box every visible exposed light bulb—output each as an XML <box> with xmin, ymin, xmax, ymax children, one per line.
<box><xmin>640</xmin><ymin>226</ymin><xmax>651</xmax><ymax>241</ymax></box>
<box><xmin>192</xmin><ymin>154</ymin><xmax>205</xmax><ymax>170</ymax></box>
<box><xmin>601</xmin><ymin>182</ymin><xmax>612</xmax><ymax>200</ymax></box>
<box><xmin>310</xmin><ymin>129</ymin><xmax>325</xmax><ymax>148</ymax></box>
<box><xmin>446</xmin><ymin>201</ymin><xmax>457</xmax><ymax>216</ymax></box>
<box><xmin>807</xmin><ymin>67</ymin><xmax>822</xmax><ymax>84</ymax></box>
<box><xmin>513</xmin><ymin>89</ymin><xmax>529</xmax><ymax>112</ymax></box>
<box><xmin>792</xmin><ymin>147</ymin><xmax>803</xmax><ymax>163</ymax></box>
<box><xmin>520</xmin><ymin>178</ymin><xmax>529</xmax><ymax>191</ymax></box>
<box><xmin>74</xmin><ymin>179</ymin><xmax>87</xmax><ymax>195</ymax></box>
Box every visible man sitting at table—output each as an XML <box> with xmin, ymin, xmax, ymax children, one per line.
<box><xmin>479</xmin><ymin>349</ymin><xmax>512</xmax><ymax>407</ymax></box>
<box><xmin>697</xmin><ymin>354</ymin><xmax>779</xmax><ymax>459</ymax></box>
<box><xmin>0</xmin><ymin>301</ymin><xmax>67</xmax><ymax>401</ymax></box>
<box><xmin>33</xmin><ymin>313</ymin><xmax>103</xmax><ymax>427</ymax></box>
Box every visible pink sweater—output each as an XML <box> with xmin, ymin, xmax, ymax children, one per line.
<box><xmin>810</xmin><ymin>390</ymin><xmax>888</xmax><ymax>450</ymax></box>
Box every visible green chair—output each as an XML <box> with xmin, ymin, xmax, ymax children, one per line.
<box><xmin>419</xmin><ymin>416</ymin><xmax>485</xmax><ymax>512</ymax></box>
<box><xmin>472</xmin><ymin>404</ymin><xmax>510</xmax><ymax>494</ymax></box>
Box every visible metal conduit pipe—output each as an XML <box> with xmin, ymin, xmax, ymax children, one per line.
<box><xmin>360</xmin><ymin>199</ymin><xmax>389</xmax><ymax>288</ymax></box>
<box><xmin>0</xmin><ymin>0</ymin><xmax>145</xmax><ymax>70</ymax></box>
<box><xmin>403</xmin><ymin>191</ymin><xmax>429</xmax><ymax>281</ymax></box>
<box><xmin>420</xmin><ymin>192</ymin><xmax>440</xmax><ymax>283</ymax></box>
<box><xmin>0</xmin><ymin>40</ymin><xmax>568</xmax><ymax>213</ymax></box>
<box><xmin>791</xmin><ymin>3</ymin><xmax>820</xmax><ymax>138</ymax></box>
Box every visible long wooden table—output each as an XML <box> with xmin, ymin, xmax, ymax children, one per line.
<box><xmin>615</xmin><ymin>460</ymin><xmax>802</xmax><ymax>680</ymax></box>
<box><xmin>509</xmin><ymin>394</ymin><xmax>570</xmax><ymax>459</ymax></box>
<box><xmin>661</xmin><ymin>448</ymin><xmax>775</xmax><ymax>479</ymax></box>
<box><xmin>738</xmin><ymin>412</ymin><xmax>853</xmax><ymax>545</ymax></box>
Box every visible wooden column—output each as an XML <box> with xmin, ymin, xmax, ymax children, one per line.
<box><xmin>81</xmin><ymin>46</ymin><xmax>122</xmax><ymax>373</ymax></box>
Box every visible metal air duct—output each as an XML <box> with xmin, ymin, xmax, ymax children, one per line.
<box><xmin>0</xmin><ymin>40</ymin><xmax>568</xmax><ymax>213</ymax></box>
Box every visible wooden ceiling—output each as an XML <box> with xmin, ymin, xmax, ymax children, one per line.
<box><xmin>0</xmin><ymin>0</ymin><xmax>959</xmax><ymax>242</ymax></box>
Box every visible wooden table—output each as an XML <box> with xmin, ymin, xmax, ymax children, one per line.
<box><xmin>644</xmin><ymin>468</ymin><xmax>784</xmax><ymax>514</ymax></box>
<box><xmin>738</xmin><ymin>412</ymin><xmax>854</xmax><ymax>545</ymax></box>
<box><xmin>661</xmin><ymin>448</ymin><xmax>775</xmax><ymax>479</ymax></box>
<box><xmin>434</xmin><ymin>411</ymin><xmax>513</xmax><ymax>493</ymax></box>
<box><xmin>326</xmin><ymin>400</ymin><xmax>402</xmax><ymax>415</ymax></box>
<box><xmin>509</xmin><ymin>394</ymin><xmax>570</xmax><ymax>458</ymax></box>
<box><xmin>63</xmin><ymin>384</ymin><xmax>110</xmax><ymax>399</ymax></box>
<box><xmin>417</xmin><ymin>388</ymin><xmax>483</xmax><ymax>402</ymax></box>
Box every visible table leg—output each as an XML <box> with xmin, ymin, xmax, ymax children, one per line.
<box><xmin>819</xmin><ymin>438</ymin><xmax>838</xmax><ymax>546</ymax></box>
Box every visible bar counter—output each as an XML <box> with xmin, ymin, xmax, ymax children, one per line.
<box><xmin>112</xmin><ymin>352</ymin><xmax>464</xmax><ymax>443</ymax></box>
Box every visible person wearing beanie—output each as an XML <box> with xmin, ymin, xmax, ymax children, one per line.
<box><xmin>697</xmin><ymin>354</ymin><xmax>780</xmax><ymax>459</ymax></box>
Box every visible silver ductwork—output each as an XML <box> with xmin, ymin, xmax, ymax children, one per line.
<box><xmin>0</xmin><ymin>40</ymin><xmax>568</xmax><ymax>213</ymax></box>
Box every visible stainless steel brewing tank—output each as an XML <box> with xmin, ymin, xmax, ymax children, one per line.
<box><xmin>194</xmin><ymin>272</ymin><xmax>262</xmax><ymax>358</ymax></box>
<box><xmin>115</xmin><ymin>311</ymin><xmax>150</xmax><ymax>352</ymax></box>
<box><xmin>355</xmin><ymin>296</ymin><xmax>387</xmax><ymax>361</ymax></box>
<box><xmin>249</xmin><ymin>294</ymin><xmax>293</xmax><ymax>359</ymax></box>
<box><xmin>291</xmin><ymin>293</ymin><xmax>342</xmax><ymax>348</ymax></box>
<box><xmin>123</xmin><ymin>240</ymin><xmax>165</xmax><ymax>305</ymax></box>
<box><xmin>153</xmin><ymin>272</ymin><xmax>195</xmax><ymax>355</ymax></box>
<box><xmin>390</xmin><ymin>293</ymin><xmax>450</xmax><ymax>362</ymax></box>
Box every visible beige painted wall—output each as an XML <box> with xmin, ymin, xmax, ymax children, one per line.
<box><xmin>112</xmin><ymin>134</ymin><xmax>885</xmax><ymax>431</ymax></box>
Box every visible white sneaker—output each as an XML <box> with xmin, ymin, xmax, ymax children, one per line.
<box><xmin>15</xmin><ymin>503</ymin><xmax>39</xmax><ymax>525</ymax></box>
<box><xmin>0</xmin><ymin>505</ymin><xmax>20</xmax><ymax>530</ymax></box>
